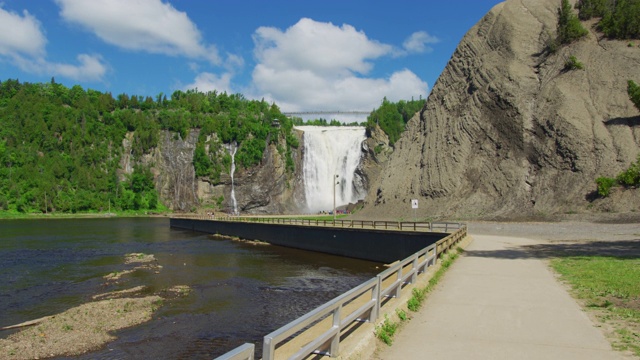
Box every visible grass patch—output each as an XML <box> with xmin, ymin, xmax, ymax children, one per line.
<box><xmin>550</xmin><ymin>256</ymin><xmax>640</xmax><ymax>356</ymax></box>
<box><xmin>396</xmin><ymin>309</ymin><xmax>407</xmax><ymax>321</ymax></box>
<box><xmin>375</xmin><ymin>315</ymin><xmax>398</xmax><ymax>346</ymax></box>
<box><xmin>407</xmin><ymin>247</ymin><xmax>461</xmax><ymax>313</ymax></box>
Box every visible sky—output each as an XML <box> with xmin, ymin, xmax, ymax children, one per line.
<box><xmin>0</xmin><ymin>0</ymin><xmax>503</xmax><ymax>113</ymax></box>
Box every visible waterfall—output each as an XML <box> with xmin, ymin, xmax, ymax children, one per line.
<box><xmin>224</xmin><ymin>143</ymin><xmax>239</xmax><ymax>215</ymax></box>
<box><xmin>296</xmin><ymin>126</ymin><xmax>366</xmax><ymax>213</ymax></box>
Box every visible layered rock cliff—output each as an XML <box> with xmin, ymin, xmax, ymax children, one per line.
<box><xmin>362</xmin><ymin>0</ymin><xmax>640</xmax><ymax>219</ymax></box>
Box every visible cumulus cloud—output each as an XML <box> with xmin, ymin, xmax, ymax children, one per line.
<box><xmin>254</xmin><ymin>18</ymin><xmax>391</xmax><ymax>77</ymax></box>
<box><xmin>0</xmin><ymin>7</ymin><xmax>46</xmax><ymax>57</ymax></box>
<box><xmin>403</xmin><ymin>31</ymin><xmax>439</xmax><ymax>53</ymax></box>
<box><xmin>15</xmin><ymin>54</ymin><xmax>107</xmax><ymax>82</ymax></box>
<box><xmin>183</xmin><ymin>72</ymin><xmax>233</xmax><ymax>94</ymax></box>
<box><xmin>251</xmin><ymin>18</ymin><xmax>428</xmax><ymax>112</ymax></box>
<box><xmin>0</xmin><ymin>5</ymin><xmax>107</xmax><ymax>82</ymax></box>
<box><xmin>56</xmin><ymin>0</ymin><xmax>220</xmax><ymax>64</ymax></box>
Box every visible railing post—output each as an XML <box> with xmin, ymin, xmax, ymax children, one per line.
<box><xmin>394</xmin><ymin>266</ymin><xmax>402</xmax><ymax>298</ymax></box>
<box><xmin>374</xmin><ymin>275</ymin><xmax>382</xmax><ymax>321</ymax></box>
<box><xmin>263</xmin><ymin>335</ymin><xmax>274</xmax><ymax>360</ymax></box>
<box><xmin>371</xmin><ymin>277</ymin><xmax>380</xmax><ymax>322</ymax></box>
<box><xmin>330</xmin><ymin>306</ymin><xmax>341</xmax><ymax>357</ymax></box>
<box><xmin>411</xmin><ymin>255</ymin><xmax>418</xmax><ymax>284</ymax></box>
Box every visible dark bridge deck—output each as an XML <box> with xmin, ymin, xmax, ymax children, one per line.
<box><xmin>170</xmin><ymin>217</ymin><xmax>456</xmax><ymax>263</ymax></box>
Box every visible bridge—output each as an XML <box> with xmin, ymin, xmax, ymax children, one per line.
<box><xmin>282</xmin><ymin>111</ymin><xmax>371</xmax><ymax>124</ymax></box>
<box><xmin>282</xmin><ymin>111</ymin><xmax>370</xmax><ymax>116</ymax></box>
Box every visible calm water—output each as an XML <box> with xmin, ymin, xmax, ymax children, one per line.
<box><xmin>0</xmin><ymin>218</ymin><xmax>380</xmax><ymax>359</ymax></box>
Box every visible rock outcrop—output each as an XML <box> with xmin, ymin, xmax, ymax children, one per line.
<box><xmin>219</xmin><ymin>130</ymin><xmax>305</xmax><ymax>214</ymax></box>
<box><xmin>362</xmin><ymin>0</ymin><xmax>640</xmax><ymax>220</ymax></box>
<box><xmin>121</xmin><ymin>130</ymin><xmax>199</xmax><ymax>211</ymax></box>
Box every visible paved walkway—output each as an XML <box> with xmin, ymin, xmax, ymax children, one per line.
<box><xmin>376</xmin><ymin>234</ymin><xmax>625</xmax><ymax>360</ymax></box>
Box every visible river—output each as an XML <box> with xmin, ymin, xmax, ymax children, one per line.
<box><xmin>0</xmin><ymin>217</ymin><xmax>380</xmax><ymax>359</ymax></box>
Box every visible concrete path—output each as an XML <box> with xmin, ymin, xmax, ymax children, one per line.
<box><xmin>376</xmin><ymin>234</ymin><xmax>625</xmax><ymax>360</ymax></box>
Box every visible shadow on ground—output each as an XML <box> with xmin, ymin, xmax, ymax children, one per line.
<box><xmin>463</xmin><ymin>239</ymin><xmax>640</xmax><ymax>260</ymax></box>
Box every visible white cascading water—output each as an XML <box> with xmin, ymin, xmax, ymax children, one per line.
<box><xmin>296</xmin><ymin>126</ymin><xmax>366</xmax><ymax>213</ymax></box>
<box><xmin>224</xmin><ymin>143</ymin><xmax>239</xmax><ymax>215</ymax></box>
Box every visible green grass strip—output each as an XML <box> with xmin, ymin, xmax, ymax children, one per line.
<box><xmin>551</xmin><ymin>256</ymin><xmax>640</xmax><ymax>356</ymax></box>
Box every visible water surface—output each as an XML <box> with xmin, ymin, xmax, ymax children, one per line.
<box><xmin>0</xmin><ymin>217</ymin><xmax>380</xmax><ymax>358</ymax></box>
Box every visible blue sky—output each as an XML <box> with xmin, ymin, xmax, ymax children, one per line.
<box><xmin>0</xmin><ymin>0</ymin><xmax>503</xmax><ymax>112</ymax></box>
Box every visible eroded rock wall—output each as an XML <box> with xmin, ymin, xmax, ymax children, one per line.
<box><xmin>362</xmin><ymin>0</ymin><xmax>640</xmax><ymax>219</ymax></box>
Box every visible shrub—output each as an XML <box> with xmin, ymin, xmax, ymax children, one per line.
<box><xmin>596</xmin><ymin>177</ymin><xmax>616</xmax><ymax>197</ymax></box>
<box><xmin>564</xmin><ymin>55</ymin><xmax>585</xmax><ymax>70</ymax></box>
<box><xmin>616</xmin><ymin>155</ymin><xmax>640</xmax><ymax>187</ymax></box>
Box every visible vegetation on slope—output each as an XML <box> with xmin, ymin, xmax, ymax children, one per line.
<box><xmin>576</xmin><ymin>0</ymin><xmax>640</xmax><ymax>39</ymax></box>
<box><xmin>0</xmin><ymin>79</ymin><xmax>297</xmax><ymax>214</ymax></box>
<box><xmin>558</xmin><ymin>0</ymin><xmax>589</xmax><ymax>44</ymax></box>
<box><xmin>595</xmin><ymin>155</ymin><xmax>640</xmax><ymax>197</ymax></box>
<box><xmin>366</xmin><ymin>97</ymin><xmax>426</xmax><ymax>146</ymax></box>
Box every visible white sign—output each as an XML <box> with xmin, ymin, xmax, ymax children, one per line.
<box><xmin>411</xmin><ymin>199</ymin><xmax>418</xmax><ymax>209</ymax></box>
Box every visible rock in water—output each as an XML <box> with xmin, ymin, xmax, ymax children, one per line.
<box><xmin>364</xmin><ymin>0</ymin><xmax>640</xmax><ymax>219</ymax></box>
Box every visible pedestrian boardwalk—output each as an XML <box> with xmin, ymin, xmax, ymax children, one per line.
<box><xmin>376</xmin><ymin>235</ymin><xmax>623</xmax><ymax>360</ymax></box>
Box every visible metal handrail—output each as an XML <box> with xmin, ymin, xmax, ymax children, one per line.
<box><xmin>213</xmin><ymin>225</ymin><xmax>466</xmax><ymax>360</ymax></box>
<box><xmin>213</xmin><ymin>343</ymin><xmax>254</xmax><ymax>360</ymax></box>
<box><xmin>262</xmin><ymin>277</ymin><xmax>379</xmax><ymax>360</ymax></box>
<box><xmin>170</xmin><ymin>214</ymin><xmax>464</xmax><ymax>233</ymax></box>
<box><xmin>377</xmin><ymin>242</ymin><xmax>438</xmax><ymax>301</ymax></box>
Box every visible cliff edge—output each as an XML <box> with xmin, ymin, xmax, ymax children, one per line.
<box><xmin>362</xmin><ymin>0</ymin><xmax>640</xmax><ymax>220</ymax></box>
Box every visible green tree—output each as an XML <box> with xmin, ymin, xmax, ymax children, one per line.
<box><xmin>193</xmin><ymin>143</ymin><xmax>212</xmax><ymax>177</ymax></box>
<box><xmin>577</xmin><ymin>0</ymin><xmax>640</xmax><ymax>39</ymax></box>
<box><xmin>558</xmin><ymin>0</ymin><xmax>588</xmax><ymax>44</ymax></box>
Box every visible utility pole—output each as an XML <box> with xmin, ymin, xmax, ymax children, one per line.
<box><xmin>333</xmin><ymin>174</ymin><xmax>339</xmax><ymax>222</ymax></box>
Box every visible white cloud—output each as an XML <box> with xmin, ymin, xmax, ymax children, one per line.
<box><xmin>0</xmin><ymin>5</ymin><xmax>107</xmax><ymax>82</ymax></box>
<box><xmin>403</xmin><ymin>31</ymin><xmax>439</xmax><ymax>53</ymax></box>
<box><xmin>0</xmin><ymin>7</ymin><xmax>46</xmax><ymax>57</ymax></box>
<box><xmin>49</xmin><ymin>54</ymin><xmax>107</xmax><ymax>81</ymax></box>
<box><xmin>56</xmin><ymin>0</ymin><xmax>220</xmax><ymax>64</ymax></box>
<box><xmin>15</xmin><ymin>54</ymin><xmax>107</xmax><ymax>82</ymax></box>
<box><xmin>251</xmin><ymin>18</ymin><xmax>428</xmax><ymax>112</ymax></box>
<box><xmin>183</xmin><ymin>72</ymin><xmax>233</xmax><ymax>94</ymax></box>
<box><xmin>254</xmin><ymin>18</ymin><xmax>391</xmax><ymax>77</ymax></box>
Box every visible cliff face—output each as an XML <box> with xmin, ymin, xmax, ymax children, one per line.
<box><xmin>362</xmin><ymin>0</ymin><xmax>640</xmax><ymax>219</ymax></box>
<box><xmin>120</xmin><ymin>130</ymin><xmax>200</xmax><ymax>211</ymax></box>
<box><xmin>121</xmin><ymin>129</ymin><xmax>305</xmax><ymax>213</ymax></box>
<box><xmin>205</xmin><ymin>130</ymin><xmax>306</xmax><ymax>214</ymax></box>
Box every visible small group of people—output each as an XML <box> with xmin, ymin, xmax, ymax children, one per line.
<box><xmin>318</xmin><ymin>209</ymin><xmax>349</xmax><ymax>215</ymax></box>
